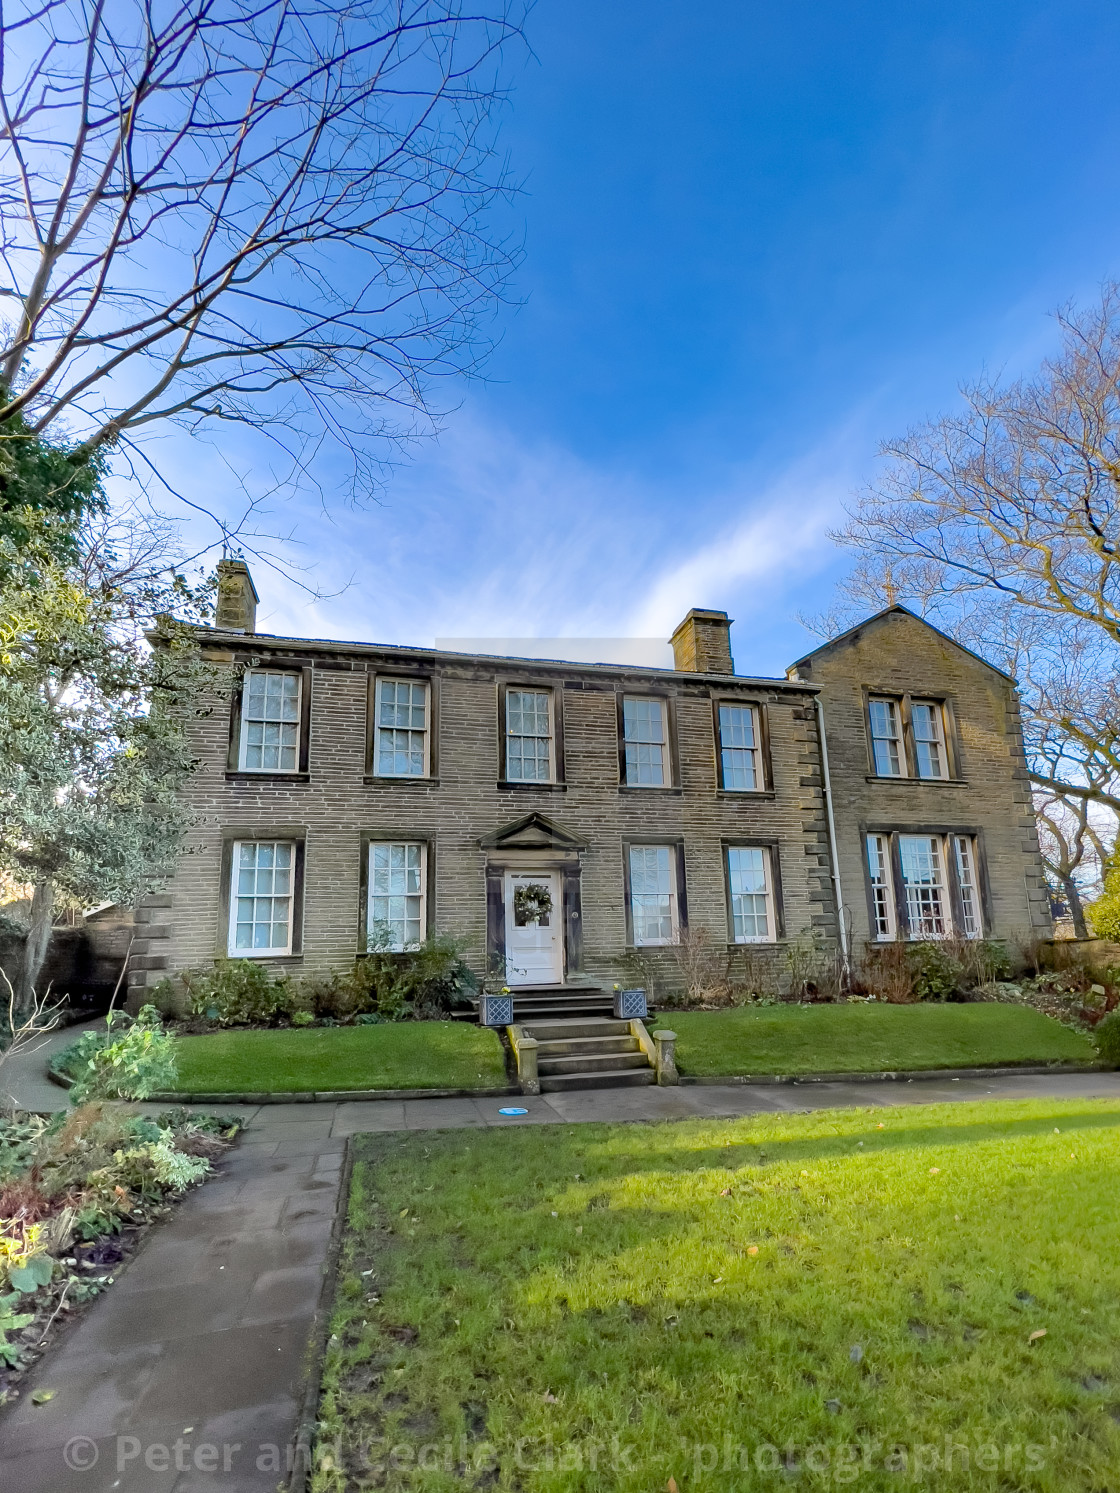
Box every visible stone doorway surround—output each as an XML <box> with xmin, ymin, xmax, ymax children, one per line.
<box><xmin>479</xmin><ymin>812</ymin><xmax>587</xmax><ymax>985</ymax></box>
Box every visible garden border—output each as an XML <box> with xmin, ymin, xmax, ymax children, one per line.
<box><xmin>46</xmin><ymin>1059</ymin><xmax>517</xmax><ymax>1103</ymax></box>
<box><xmin>47</xmin><ymin>1056</ymin><xmax>1107</xmax><ymax>1102</ymax></box>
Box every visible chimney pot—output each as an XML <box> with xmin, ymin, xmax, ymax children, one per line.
<box><xmin>215</xmin><ymin>559</ymin><xmax>259</xmax><ymax>634</ymax></box>
<box><xmin>670</xmin><ymin>608</ymin><xmax>734</xmax><ymax>674</ymax></box>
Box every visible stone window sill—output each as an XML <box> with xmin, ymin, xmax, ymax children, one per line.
<box><xmin>716</xmin><ymin>788</ymin><xmax>776</xmax><ymax>801</ymax></box>
<box><xmin>498</xmin><ymin>780</ymin><xmax>568</xmax><ymax>792</ymax></box>
<box><xmin>225</xmin><ymin>771</ymin><xmax>310</xmax><ymax>785</ymax></box>
<box><xmin>619</xmin><ymin>785</ymin><xmax>683</xmax><ymax>796</ymax></box>
<box><xmin>865</xmin><ymin>775</ymin><xmax>969</xmax><ymax>787</ymax></box>
<box><xmin>363</xmin><ymin>775</ymin><xmax>440</xmax><ymax>787</ymax></box>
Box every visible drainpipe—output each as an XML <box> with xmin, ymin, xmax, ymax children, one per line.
<box><xmin>814</xmin><ymin>697</ymin><xmax>850</xmax><ymax>975</ymax></box>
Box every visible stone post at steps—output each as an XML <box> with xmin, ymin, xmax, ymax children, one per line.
<box><xmin>654</xmin><ymin>1029</ymin><xmax>679</xmax><ymax>1086</ymax></box>
<box><xmin>516</xmin><ymin>1035</ymin><xmax>540</xmax><ymax>1096</ymax></box>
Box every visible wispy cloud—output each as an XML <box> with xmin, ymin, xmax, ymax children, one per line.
<box><xmin>117</xmin><ymin>397</ymin><xmax>871</xmax><ymax>673</ymax></box>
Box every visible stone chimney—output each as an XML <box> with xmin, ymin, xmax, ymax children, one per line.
<box><xmin>669</xmin><ymin>608</ymin><xmax>734</xmax><ymax>674</ymax></box>
<box><xmin>215</xmin><ymin>559</ymin><xmax>259</xmax><ymax>634</ymax></box>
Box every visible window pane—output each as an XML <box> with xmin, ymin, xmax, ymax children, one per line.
<box><xmin>623</xmin><ymin>698</ymin><xmax>667</xmax><ymax>785</ymax></box>
<box><xmin>240</xmin><ymin>671</ymin><xmax>300</xmax><ymax>771</ymax></box>
<box><xmin>868</xmin><ymin>698</ymin><xmax>903</xmax><ymax>776</ymax></box>
<box><xmin>719</xmin><ymin>705</ymin><xmax>759</xmax><ymax>790</ymax></box>
<box><xmin>368</xmin><ymin>841</ymin><xmax>425</xmax><ymax>950</ymax></box>
<box><xmin>375</xmin><ymin>680</ymin><xmax>428</xmax><ymax>775</ymax></box>
<box><xmin>506</xmin><ymin>690</ymin><xmax>552</xmax><ymax>781</ymax></box>
<box><xmin>866</xmin><ymin>833</ymin><xmax>895</xmax><ymax>939</ymax></box>
<box><xmin>911</xmin><ymin>702</ymin><xmax>946</xmax><ymax>779</ymax></box>
<box><xmin>899</xmin><ymin>834</ymin><xmax>947</xmax><ymax>938</ymax></box>
<box><xmin>953</xmin><ymin>835</ymin><xmax>981</xmax><ymax>938</ymax></box>
<box><xmin>728</xmin><ymin>846</ymin><xmax>771</xmax><ymax>941</ymax></box>
<box><xmin>229</xmin><ymin>840</ymin><xmax>295</xmax><ymax>954</ymax></box>
<box><xmin>629</xmin><ymin>845</ymin><xmax>676</xmax><ymax>944</ymax></box>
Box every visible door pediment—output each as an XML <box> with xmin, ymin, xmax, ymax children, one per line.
<box><xmin>479</xmin><ymin>811</ymin><xmax>588</xmax><ymax>852</ymax></box>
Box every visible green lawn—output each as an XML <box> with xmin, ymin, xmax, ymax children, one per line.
<box><xmin>662</xmin><ymin>1001</ymin><xmax>1096</xmax><ymax>1076</ymax></box>
<box><xmin>168</xmin><ymin>1022</ymin><xmax>507</xmax><ymax>1093</ymax></box>
<box><xmin>315</xmin><ymin>1099</ymin><xmax>1120</xmax><ymax>1492</ymax></box>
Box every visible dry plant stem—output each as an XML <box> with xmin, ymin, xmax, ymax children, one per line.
<box><xmin>0</xmin><ymin>966</ymin><xmax>62</xmax><ymax>1089</ymax></box>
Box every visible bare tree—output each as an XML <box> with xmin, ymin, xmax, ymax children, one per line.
<box><xmin>830</xmin><ymin>285</ymin><xmax>1120</xmax><ymax>890</ymax></box>
<box><xmin>0</xmin><ymin>0</ymin><xmax>523</xmax><ymax>523</ymax></box>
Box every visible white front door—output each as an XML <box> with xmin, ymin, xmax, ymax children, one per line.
<box><xmin>504</xmin><ymin>871</ymin><xmax>563</xmax><ymax>986</ymax></box>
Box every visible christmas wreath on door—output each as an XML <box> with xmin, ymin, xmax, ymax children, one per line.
<box><xmin>514</xmin><ymin>882</ymin><xmax>553</xmax><ymax>925</ymax></box>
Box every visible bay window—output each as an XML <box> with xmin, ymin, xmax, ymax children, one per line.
<box><xmin>865</xmin><ymin>831</ymin><xmax>984</xmax><ymax>940</ymax></box>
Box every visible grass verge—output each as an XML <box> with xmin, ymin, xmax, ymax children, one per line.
<box><xmin>168</xmin><ymin>1022</ymin><xmax>507</xmax><ymax>1093</ymax></box>
<box><xmin>664</xmin><ymin>1001</ymin><xmax>1096</xmax><ymax>1076</ymax></box>
<box><xmin>314</xmin><ymin>1098</ymin><xmax>1120</xmax><ymax>1492</ymax></box>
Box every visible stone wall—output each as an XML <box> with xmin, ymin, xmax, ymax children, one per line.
<box><xmin>130</xmin><ymin>638</ymin><xmax>837</xmax><ymax>999</ymax></box>
<box><xmin>789</xmin><ymin>608</ymin><xmax>1051</xmax><ymax>951</ymax></box>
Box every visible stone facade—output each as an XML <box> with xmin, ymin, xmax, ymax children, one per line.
<box><xmin>787</xmin><ymin>606</ymin><xmax>1052</xmax><ymax>949</ymax></box>
<box><xmin>129</xmin><ymin>595</ymin><xmax>1049</xmax><ymax>1002</ymax></box>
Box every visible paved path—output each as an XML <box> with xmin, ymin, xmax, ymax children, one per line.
<box><xmin>3</xmin><ymin>1066</ymin><xmax>1120</xmax><ymax>1491</ymax></box>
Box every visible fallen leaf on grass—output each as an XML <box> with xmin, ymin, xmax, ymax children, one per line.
<box><xmin>747</xmin><ymin>1245</ymin><xmax>759</xmax><ymax>1257</ymax></box>
<box><xmin>1029</xmin><ymin>1329</ymin><xmax>1048</xmax><ymax>1343</ymax></box>
<box><xmin>399</xmin><ymin>1208</ymin><xmax>409</xmax><ymax>1217</ymax></box>
<box><xmin>668</xmin><ymin>1479</ymin><xmax>679</xmax><ymax>1493</ymax></box>
<box><xmin>713</xmin><ymin>1276</ymin><xmax>723</xmax><ymax>1284</ymax></box>
<box><xmin>720</xmin><ymin>1187</ymin><xmax>732</xmax><ymax>1196</ymax></box>
<box><xmin>929</xmin><ymin>1167</ymin><xmax>941</xmax><ymax>1175</ymax></box>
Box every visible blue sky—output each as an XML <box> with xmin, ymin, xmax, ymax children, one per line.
<box><xmin>188</xmin><ymin>0</ymin><xmax>1120</xmax><ymax>676</ymax></box>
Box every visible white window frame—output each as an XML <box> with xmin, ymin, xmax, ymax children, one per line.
<box><xmin>373</xmin><ymin>678</ymin><xmax>430</xmax><ymax>778</ymax></box>
<box><xmin>911</xmin><ymin>700</ymin><xmax>948</xmax><ymax>780</ymax></box>
<box><xmin>504</xmin><ymin>687</ymin><xmax>555</xmax><ymax>783</ymax></box>
<box><xmin>868</xmin><ymin>697</ymin><xmax>905</xmax><ymax>777</ymax></box>
<box><xmin>628</xmin><ymin>844</ymin><xmax>680</xmax><ymax>946</ymax></box>
<box><xmin>866</xmin><ymin>833</ymin><xmax>897</xmax><ymax>941</ymax></box>
<box><xmin>622</xmin><ymin>696</ymin><xmax>670</xmax><ymax>787</ymax></box>
<box><xmin>718</xmin><ymin>704</ymin><xmax>762</xmax><ymax>792</ymax></box>
<box><xmin>953</xmin><ymin>834</ymin><xmax>982</xmax><ymax>938</ymax></box>
<box><xmin>228</xmin><ymin>839</ymin><xmax>296</xmax><ymax>957</ymax></box>
<box><xmin>726</xmin><ymin>845</ymin><xmax>776</xmax><ymax>943</ymax></box>
<box><xmin>238</xmin><ymin>670</ymin><xmax>302</xmax><ymax>774</ymax></box>
<box><xmin>367</xmin><ymin>841</ymin><xmax>428</xmax><ymax>952</ymax></box>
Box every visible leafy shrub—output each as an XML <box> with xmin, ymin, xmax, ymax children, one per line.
<box><xmin>180</xmin><ymin>960</ymin><xmax>293</xmax><ymax>1026</ymax></box>
<box><xmin>0</xmin><ymin>1294</ymin><xmax>34</xmax><ymax>1366</ymax></box>
<box><xmin>907</xmin><ymin>942</ymin><xmax>964</xmax><ymax>1001</ymax></box>
<box><xmin>0</xmin><ymin>1221</ymin><xmax>50</xmax><ymax>1293</ymax></box>
<box><xmin>67</xmin><ymin>1007</ymin><xmax>177</xmax><ymax>1103</ymax></box>
<box><xmin>1089</xmin><ymin>865</ymin><xmax>1120</xmax><ymax>941</ymax></box>
<box><xmin>322</xmin><ymin>935</ymin><xmax>478</xmax><ymax>1021</ymax></box>
<box><xmin>1094</xmin><ymin>1009</ymin><xmax>1120</xmax><ymax>1066</ymax></box>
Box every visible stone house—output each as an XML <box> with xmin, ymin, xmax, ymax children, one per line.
<box><xmin>127</xmin><ymin>565</ymin><xmax>1051</xmax><ymax>1008</ymax></box>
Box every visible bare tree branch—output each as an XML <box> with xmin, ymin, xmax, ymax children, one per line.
<box><xmin>0</xmin><ymin>0</ymin><xmax>525</xmax><ymax>516</ymax></box>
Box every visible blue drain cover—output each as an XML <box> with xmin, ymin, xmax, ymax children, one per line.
<box><xmin>498</xmin><ymin>1106</ymin><xmax>529</xmax><ymax>1116</ymax></box>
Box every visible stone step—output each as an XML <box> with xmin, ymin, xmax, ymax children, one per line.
<box><xmin>538</xmin><ymin>1050</ymin><xmax>650</xmax><ymax>1076</ymax></box>
<box><xmin>540</xmin><ymin>1067</ymin><xmax>657</xmax><ymax>1092</ymax></box>
<box><xmin>521</xmin><ymin>1019</ymin><xmax>633</xmax><ymax>1042</ymax></box>
<box><xmin>533</xmin><ymin>1034</ymin><xmax>641</xmax><ymax>1057</ymax></box>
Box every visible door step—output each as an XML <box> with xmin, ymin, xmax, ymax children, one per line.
<box><xmin>518</xmin><ymin>1016</ymin><xmax>657</xmax><ymax>1091</ymax></box>
<box><xmin>540</xmin><ymin>1067</ymin><xmax>656</xmax><ymax>1092</ymax></box>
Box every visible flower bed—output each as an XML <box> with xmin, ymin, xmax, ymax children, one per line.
<box><xmin>0</xmin><ymin>1104</ymin><xmax>238</xmax><ymax>1405</ymax></box>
